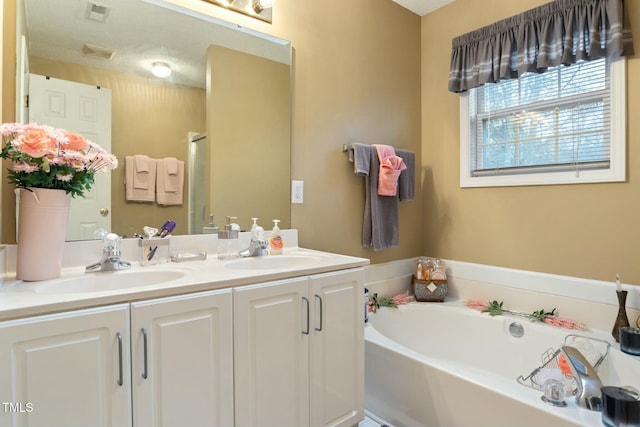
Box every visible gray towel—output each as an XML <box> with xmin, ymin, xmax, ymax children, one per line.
<box><xmin>351</xmin><ymin>144</ymin><xmax>415</xmax><ymax>251</ymax></box>
<box><xmin>350</xmin><ymin>143</ymin><xmax>370</xmax><ymax>175</ymax></box>
<box><xmin>396</xmin><ymin>149</ymin><xmax>415</xmax><ymax>201</ymax></box>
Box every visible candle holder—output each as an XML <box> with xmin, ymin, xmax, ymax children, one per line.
<box><xmin>612</xmin><ymin>290</ymin><xmax>630</xmax><ymax>343</ymax></box>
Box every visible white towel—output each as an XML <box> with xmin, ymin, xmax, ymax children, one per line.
<box><xmin>133</xmin><ymin>155</ymin><xmax>152</xmax><ymax>189</ymax></box>
<box><xmin>165</xmin><ymin>157</ymin><xmax>178</xmax><ymax>175</ymax></box>
<box><xmin>125</xmin><ymin>156</ymin><xmax>156</xmax><ymax>202</ymax></box>
<box><xmin>156</xmin><ymin>158</ymin><xmax>184</xmax><ymax>205</ymax></box>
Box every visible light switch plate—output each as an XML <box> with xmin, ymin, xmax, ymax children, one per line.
<box><xmin>291</xmin><ymin>180</ymin><xmax>304</xmax><ymax>204</ymax></box>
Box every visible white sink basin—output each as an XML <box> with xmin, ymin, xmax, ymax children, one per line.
<box><xmin>224</xmin><ymin>255</ymin><xmax>323</xmax><ymax>270</ymax></box>
<box><xmin>30</xmin><ymin>269</ymin><xmax>186</xmax><ymax>294</ymax></box>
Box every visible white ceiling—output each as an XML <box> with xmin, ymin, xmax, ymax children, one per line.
<box><xmin>24</xmin><ymin>0</ymin><xmax>290</xmax><ymax>89</ymax></box>
<box><xmin>24</xmin><ymin>0</ymin><xmax>451</xmax><ymax>90</ymax></box>
<box><xmin>392</xmin><ymin>0</ymin><xmax>455</xmax><ymax>16</ymax></box>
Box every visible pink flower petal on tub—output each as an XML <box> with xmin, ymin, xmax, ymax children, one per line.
<box><xmin>392</xmin><ymin>292</ymin><xmax>411</xmax><ymax>305</ymax></box>
<box><xmin>543</xmin><ymin>316</ymin><xmax>588</xmax><ymax>331</ymax></box>
<box><xmin>464</xmin><ymin>300</ymin><xmax>490</xmax><ymax>311</ymax></box>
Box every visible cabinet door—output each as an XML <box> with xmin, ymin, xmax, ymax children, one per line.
<box><xmin>131</xmin><ymin>288</ymin><xmax>233</xmax><ymax>427</ymax></box>
<box><xmin>309</xmin><ymin>269</ymin><xmax>364</xmax><ymax>427</ymax></box>
<box><xmin>0</xmin><ymin>304</ymin><xmax>131</xmax><ymax>427</ymax></box>
<box><xmin>234</xmin><ymin>277</ymin><xmax>310</xmax><ymax>427</ymax></box>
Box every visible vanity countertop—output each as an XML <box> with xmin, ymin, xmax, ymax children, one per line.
<box><xmin>0</xmin><ymin>246</ymin><xmax>369</xmax><ymax>321</ymax></box>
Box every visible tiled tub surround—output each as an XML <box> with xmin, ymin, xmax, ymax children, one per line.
<box><xmin>364</xmin><ymin>259</ymin><xmax>640</xmax><ymax>427</ymax></box>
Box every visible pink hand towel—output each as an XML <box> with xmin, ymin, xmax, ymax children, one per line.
<box><xmin>374</xmin><ymin>144</ymin><xmax>406</xmax><ymax>196</ymax></box>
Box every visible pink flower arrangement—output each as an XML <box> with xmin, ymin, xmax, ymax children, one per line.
<box><xmin>368</xmin><ymin>291</ymin><xmax>412</xmax><ymax>313</ymax></box>
<box><xmin>0</xmin><ymin>123</ymin><xmax>118</xmax><ymax>197</ymax></box>
<box><xmin>464</xmin><ymin>299</ymin><xmax>588</xmax><ymax>331</ymax></box>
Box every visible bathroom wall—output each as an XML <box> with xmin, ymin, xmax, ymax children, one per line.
<box><xmin>206</xmin><ymin>45</ymin><xmax>291</xmax><ymax>231</ymax></box>
<box><xmin>276</xmin><ymin>0</ymin><xmax>423</xmax><ymax>262</ymax></box>
<box><xmin>420</xmin><ymin>0</ymin><xmax>640</xmax><ymax>284</ymax></box>
<box><xmin>1</xmin><ymin>0</ymin><xmax>423</xmax><ymax>263</ymax></box>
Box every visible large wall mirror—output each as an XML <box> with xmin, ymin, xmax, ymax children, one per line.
<box><xmin>6</xmin><ymin>0</ymin><xmax>291</xmax><ymax>242</ymax></box>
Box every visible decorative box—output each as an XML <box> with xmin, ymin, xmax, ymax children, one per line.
<box><xmin>411</xmin><ymin>275</ymin><xmax>448</xmax><ymax>302</ymax></box>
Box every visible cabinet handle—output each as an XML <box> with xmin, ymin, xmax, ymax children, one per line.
<box><xmin>116</xmin><ymin>332</ymin><xmax>124</xmax><ymax>387</ymax></box>
<box><xmin>314</xmin><ymin>294</ymin><xmax>323</xmax><ymax>332</ymax></box>
<box><xmin>141</xmin><ymin>328</ymin><xmax>149</xmax><ymax>380</ymax></box>
<box><xmin>302</xmin><ymin>296</ymin><xmax>310</xmax><ymax>335</ymax></box>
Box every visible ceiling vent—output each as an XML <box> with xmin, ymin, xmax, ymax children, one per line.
<box><xmin>85</xmin><ymin>1</ymin><xmax>112</xmax><ymax>23</ymax></box>
<box><xmin>82</xmin><ymin>43</ymin><xmax>115</xmax><ymax>60</ymax></box>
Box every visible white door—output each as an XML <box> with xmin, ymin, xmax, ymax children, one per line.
<box><xmin>234</xmin><ymin>278</ymin><xmax>310</xmax><ymax>427</ymax></box>
<box><xmin>130</xmin><ymin>289</ymin><xmax>234</xmax><ymax>427</ymax></box>
<box><xmin>28</xmin><ymin>74</ymin><xmax>112</xmax><ymax>241</ymax></box>
<box><xmin>0</xmin><ymin>304</ymin><xmax>132</xmax><ymax>427</ymax></box>
<box><xmin>309</xmin><ymin>269</ymin><xmax>364</xmax><ymax>427</ymax></box>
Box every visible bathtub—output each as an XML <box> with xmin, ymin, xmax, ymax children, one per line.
<box><xmin>364</xmin><ymin>302</ymin><xmax>640</xmax><ymax>427</ymax></box>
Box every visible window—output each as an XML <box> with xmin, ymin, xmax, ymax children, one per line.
<box><xmin>460</xmin><ymin>58</ymin><xmax>626</xmax><ymax>187</ymax></box>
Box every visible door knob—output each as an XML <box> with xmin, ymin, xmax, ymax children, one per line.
<box><xmin>100</xmin><ymin>208</ymin><xmax>109</xmax><ymax>216</ymax></box>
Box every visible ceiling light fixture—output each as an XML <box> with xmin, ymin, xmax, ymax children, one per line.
<box><xmin>151</xmin><ymin>62</ymin><xmax>171</xmax><ymax>78</ymax></box>
<box><xmin>252</xmin><ymin>0</ymin><xmax>274</xmax><ymax>13</ymax></box>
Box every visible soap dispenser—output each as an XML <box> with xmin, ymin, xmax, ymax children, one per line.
<box><xmin>269</xmin><ymin>219</ymin><xmax>283</xmax><ymax>255</ymax></box>
<box><xmin>203</xmin><ymin>214</ymin><xmax>219</xmax><ymax>234</ymax></box>
<box><xmin>250</xmin><ymin>218</ymin><xmax>264</xmax><ymax>239</ymax></box>
<box><xmin>217</xmin><ymin>216</ymin><xmax>240</xmax><ymax>260</ymax></box>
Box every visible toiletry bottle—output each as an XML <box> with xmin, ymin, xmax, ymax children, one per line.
<box><xmin>203</xmin><ymin>214</ymin><xmax>219</xmax><ymax>234</ymax></box>
<box><xmin>250</xmin><ymin>218</ymin><xmax>264</xmax><ymax>239</ymax></box>
<box><xmin>217</xmin><ymin>216</ymin><xmax>240</xmax><ymax>260</ymax></box>
<box><xmin>269</xmin><ymin>219</ymin><xmax>283</xmax><ymax>255</ymax></box>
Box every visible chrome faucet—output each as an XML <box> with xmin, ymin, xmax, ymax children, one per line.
<box><xmin>561</xmin><ymin>345</ymin><xmax>603</xmax><ymax>411</ymax></box>
<box><xmin>86</xmin><ymin>233</ymin><xmax>132</xmax><ymax>272</ymax></box>
<box><xmin>239</xmin><ymin>237</ymin><xmax>269</xmax><ymax>257</ymax></box>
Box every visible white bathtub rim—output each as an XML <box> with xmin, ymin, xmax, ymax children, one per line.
<box><xmin>444</xmin><ymin>259</ymin><xmax>639</xmax><ymax>311</ymax></box>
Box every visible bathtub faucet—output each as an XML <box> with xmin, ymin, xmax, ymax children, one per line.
<box><xmin>560</xmin><ymin>345</ymin><xmax>603</xmax><ymax>411</ymax></box>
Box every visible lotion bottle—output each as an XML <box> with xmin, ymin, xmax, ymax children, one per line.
<box><xmin>269</xmin><ymin>219</ymin><xmax>283</xmax><ymax>255</ymax></box>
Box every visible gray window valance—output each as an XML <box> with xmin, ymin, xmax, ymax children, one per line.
<box><xmin>448</xmin><ymin>0</ymin><xmax>634</xmax><ymax>93</ymax></box>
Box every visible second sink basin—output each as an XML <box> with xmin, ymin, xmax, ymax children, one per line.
<box><xmin>224</xmin><ymin>255</ymin><xmax>323</xmax><ymax>270</ymax></box>
<box><xmin>30</xmin><ymin>269</ymin><xmax>186</xmax><ymax>294</ymax></box>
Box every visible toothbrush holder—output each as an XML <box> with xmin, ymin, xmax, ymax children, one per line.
<box><xmin>612</xmin><ymin>290</ymin><xmax>630</xmax><ymax>343</ymax></box>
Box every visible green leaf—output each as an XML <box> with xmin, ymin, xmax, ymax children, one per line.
<box><xmin>482</xmin><ymin>300</ymin><xmax>505</xmax><ymax>317</ymax></box>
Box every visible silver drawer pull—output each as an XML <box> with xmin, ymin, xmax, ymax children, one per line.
<box><xmin>142</xmin><ymin>328</ymin><xmax>149</xmax><ymax>380</ymax></box>
<box><xmin>314</xmin><ymin>295</ymin><xmax>323</xmax><ymax>332</ymax></box>
<box><xmin>302</xmin><ymin>297</ymin><xmax>310</xmax><ymax>335</ymax></box>
<box><xmin>116</xmin><ymin>332</ymin><xmax>124</xmax><ymax>386</ymax></box>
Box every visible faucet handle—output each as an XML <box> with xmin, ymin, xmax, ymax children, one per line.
<box><xmin>561</xmin><ymin>345</ymin><xmax>603</xmax><ymax>411</ymax></box>
<box><xmin>103</xmin><ymin>233</ymin><xmax>122</xmax><ymax>251</ymax></box>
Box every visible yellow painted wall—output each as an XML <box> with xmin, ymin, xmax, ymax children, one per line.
<box><xmin>421</xmin><ymin>0</ymin><xmax>640</xmax><ymax>284</ymax></box>
<box><xmin>2</xmin><ymin>0</ymin><xmax>423</xmax><ymax>264</ymax></box>
<box><xmin>275</xmin><ymin>0</ymin><xmax>423</xmax><ymax>263</ymax></box>
<box><xmin>207</xmin><ymin>45</ymin><xmax>291</xmax><ymax>230</ymax></box>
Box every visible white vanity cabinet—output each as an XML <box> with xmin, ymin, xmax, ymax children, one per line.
<box><xmin>0</xmin><ymin>304</ymin><xmax>132</xmax><ymax>427</ymax></box>
<box><xmin>233</xmin><ymin>268</ymin><xmax>364</xmax><ymax>427</ymax></box>
<box><xmin>0</xmin><ymin>289</ymin><xmax>233</xmax><ymax>427</ymax></box>
<box><xmin>130</xmin><ymin>288</ymin><xmax>234</xmax><ymax>427</ymax></box>
<box><xmin>0</xmin><ymin>262</ymin><xmax>366</xmax><ymax>427</ymax></box>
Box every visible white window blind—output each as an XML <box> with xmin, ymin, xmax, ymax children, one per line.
<box><xmin>469</xmin><ymin>58</ymin><xmax>610</xmax><ymax>177</ymax></box>
<box><xmin>460</xmin><ymin>57</ymin><xmax>626</xmax><ymax>188</ymax></box>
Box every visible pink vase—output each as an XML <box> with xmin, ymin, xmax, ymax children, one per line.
<box><xmin>16</xmin><ymin>188</ymin><xmax>71</xmax><ymax>281</ymax></box>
